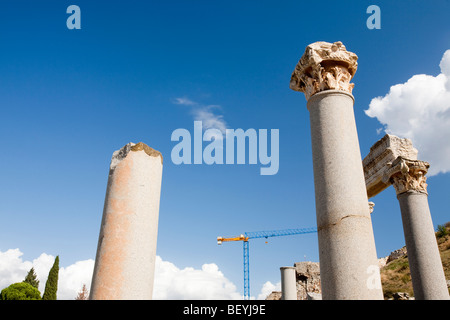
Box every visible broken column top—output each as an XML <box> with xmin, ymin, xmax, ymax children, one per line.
<box><xmin>110</xmin><ymin>142</ymin><xmax>163</xmax><ymax>170</ymax></box>
<box><xmin>363</xmin><ymin>134</ymin><xmax>418</xmax><ymax>198</ymax></box>
<box><xmin>290</xmin><ymin>41</ymin><xmax>358</xmax><ymax>100</ymax></box>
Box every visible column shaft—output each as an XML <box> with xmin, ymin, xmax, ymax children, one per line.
<box><xmin>291</xmin><ymin>41</ymin><xmax>383</xmax><ymax>300</ymax></box>
<box><xmin>90</xmin><ymin>142</ymin><xmax>163</xmax><ymax>300</ymax></box>
<box><xmin>280</xmin><ymin>267</ymin><xmax>297</xmax><ymax>300</ymax></box>
<box><xmin>387</xmin><ymin>157</ymin><xmax>449</xmax><ymax>300</ymax></box>
<box><xmin>397</xmin><ymin>191</ymin><xmax>449</xmax><ymax>299</ymax></box>
<box><xmin>308</xmin><ymin>90</ymin><xmax>383</xmax><ymax>300</ymax></box>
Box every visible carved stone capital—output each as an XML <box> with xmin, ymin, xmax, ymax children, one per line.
<box><xmin>363</xmin><ymin>134</ymin><xmax>418</xmax><ymax>198</ymax></box>
<box><xmin>290</xmin><ymin>41</ymin><xmax>358</xmax><ymax>100</ymax></box>
<box><xmin>368</xmin><ymin>202</ymin><xmax>375</xmax><ymax>214</ymax></box>
<box><xmin>383</xmin><ymin>157</ymin><xmax>429</xmax><ymax>195</ymax></box>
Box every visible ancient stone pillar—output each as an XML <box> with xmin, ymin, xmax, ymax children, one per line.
<box><xmin>280</xmin><ymin>267</ymin><xmax>297</xmax><ymax>300</ymax></box>
<box><xmin>290</xmin><ymin>41</ymin><xmax>383</xmax><ymax>299</ymax></box>
<box><xmin>363</xmin><ymin>134</ymin><xmax>418</xmax><ymax>199</ymax></box>
<box><xmin>385</xmin><ymin>157</ymin><xmax>449</xmax><ymax>300</ymax></box>
<box><xmin>90</xmin><ymin>142</ymin><xmax>163</xmax><ymax>300</ymax></box>
<box><xmin>363</xmin><ymin>134</ymin><xmax>449</xmax><ymax>300</ymax></box>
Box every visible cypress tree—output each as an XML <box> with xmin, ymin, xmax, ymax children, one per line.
<box><xmin>23</xmin><ymin>267</ymin><xmax>40</xmax><ymax>289</ymax></box>
<box><xmin>42</xmin><ymin>255</ymin><xmax>59</xmax><ymax>300</ymax></box>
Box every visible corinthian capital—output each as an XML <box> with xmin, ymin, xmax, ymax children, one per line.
<box><xmin>383</xmin><ymin>157</ymin><xmax>430</xmax><ymax>195</ymax></box>
<box><xmin>290</xmin><ymin>41</ymin><xmax>358</xmax><ymax>100</ymax></box>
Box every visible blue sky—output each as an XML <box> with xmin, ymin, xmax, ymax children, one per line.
<box><xmin>1</xmin><ymin>0</ymin><xmax>449</xmax><ymax>299</ymax></box>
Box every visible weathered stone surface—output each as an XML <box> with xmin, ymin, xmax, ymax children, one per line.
<box><xmin>291</xmin><ymin>41</ymin><xmax>383</xmax><ymax>300</ymax></box>
<box><xmin>280</xmin><ymin>267</ymin><xmax>297</xmax><ymax>300</ymax></box>
<box><xmin>265</xmin><ymin>291</ymin><xmax>282</xmax><ymax>300</ymax></box>
<box><xmin>386</xmin><ymin>158</ymin><xmax>429</xmax><ymax>195</ymax></box>
<box><xmin>305</xmin><ymin>90</ymin><xmax>383</xmax><ymax>299</ymax></box>
<box><xmin>90</xmin><ymin>142</ymin><xmax>163</xmax><ymax>300</ymax></box>
<box><xmin>266</xmin><ymin>262</ymin><xmax>322</xmax><ymax>300</ymax></box>
<box><xmin>290</xmin><ymin>41</ymin><xmax>358</xmax><ymax>100</ymax></box>
<box><xmin>364</xmin><ymin>135</ymin><xmax>448</xmax><ymax>299</ymax></box>
<box><xmin>307</xmin><ymin>292</ymin><xmax>322</xmax><ymax>300</ymax></box>
<box><xmin>392</xmin><ymin>292</ymin><xmax>412</xmax><ymax>300</ymax></box>
<box><xmin>295</xmin><ymin>261</ymin><xmax>320</xmax><ymax>276</ymax></box>
<box><xmin>378</xmin><ymin>256</ymin><xmax>388</xmax><ymax>269</ymax></box>
<box><xmin>110</xmin><ymin>142</ymin><xmax>163</xmax><ymax>170</ymax></box>
<box><xmin>131</xmin><ymin>142</ymin><xmax>163</xmax><ymax>163</ymax></box>
<box><xmin>397</xmin><ymin>188</ymin><xmax>449</xmax><ymax>299</ymax></box>
<box><xmin>294</xmin><ymin>262</ymin><xmax>321</xmax><ymax>300</ymax></box>
<box><xmin>386</xmin><ymin>246</ymin><xmax>407</xmax><ymax>264</ymax></box>
<box><xmin>363</xmin><ymin>134</ymin><xmax>418</xmax><ymax>198</ymax></box>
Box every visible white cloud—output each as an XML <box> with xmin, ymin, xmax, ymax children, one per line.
<box><xmin>0</xmin><ymin>249</ymin><xmax>274</xmax><ymax>300</ymax></box>
<box><xmin>0</xmin><ymin>249</ymin><xmax>33</xmax><ymax>290</ymax></box>
<box><xmin>153</xmin><ymin>256</ymin><xmax>242</xmax><ymax>300</ymax></box>
<box><xmin>58</xmin><ymin>259</ymin><xmax>95</xmax><ymax>300</ymax></box>
<box><xmin>173</xmin><ymin>97</ymin><xmax>228</xmax><ymax>141</ymax></box>
<box><xmin>192</xmin><ymin>106</ymin><xmax>227</xmax><ymax>141</ymax></box>
<box><xmin>256</xmin><ymin>281</ymin><xmax>281</xmax><ymax>300</ymax></box>
<box><xmin>365</xmin><ymin>50</ymin><xmax>450</xmax><ymax>176</ymax></box>
<box><xmin>0</xmin><ymin>249</ymin><xmax>94</xmax><ymax>300</ymax></box>
<box><xmin>173</xmin><ymin>97</ymin><xmax>197</xmax><ymax>106</ymax></box>
<box><xmin>193</xmin><ymin>106</ymin><xmax>226</xmax><ymax>132</ymax></box>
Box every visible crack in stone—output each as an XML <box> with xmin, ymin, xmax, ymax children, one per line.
<box><xmin>317</xmin><ymin>214</ymin><xmax>370</xmax><ymax>231</ymax></box>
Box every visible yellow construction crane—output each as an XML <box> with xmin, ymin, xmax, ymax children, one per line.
<box><xmin>216</xmin><ymin>234</ymin><xmax>248</xmax><ymax>244</ymax></box>
<box><xmin>217</xmin><ymin>227</ymin><xmax>317</xmax><ymax>299</ymax></box>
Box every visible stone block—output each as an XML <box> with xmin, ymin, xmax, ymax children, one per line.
<box><xmin>363</xmin><ymin>134</ymin><xmax>418</xmax><ymax>198</ymax></box>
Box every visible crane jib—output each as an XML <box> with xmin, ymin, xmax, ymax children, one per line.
<box><xmin>217</xmin><ymin>227</ymin><xmax>318</xmax><ymax>300</ymax></box>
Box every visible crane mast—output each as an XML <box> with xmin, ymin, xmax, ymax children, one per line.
<box><xmin>217</xmin><ymin>227</ymin><xmax>317</xmax><ymax>300</ymax></box>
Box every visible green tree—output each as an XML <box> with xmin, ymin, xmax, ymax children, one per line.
<box><xmin>23</xmin><ymin>267</ymin><xmax>40</xmax><ymax>289</ymax></box>
<box><xmin>0</xmin><ymin>282</ymin><xmax>42</xmax><ymax>300</ymax></box>
<box><xmin>436</xmin><ymin>224</ymin><xmax>449</xmax><ymax>238</ymax></box>
<box><xmin>42</xmin><ymin>255</ymin><xmax>59</xmax><ymax>300</ymax></box>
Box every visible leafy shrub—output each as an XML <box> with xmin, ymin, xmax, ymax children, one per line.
<box><xmin>437</xmin><ymin>224</ymin><xmax>449</xmax><ymax>238</ymax></box>
<box><xmin>0</xmin><ymin>282</ymin><xmax>42</xmax><ymax>300</ymax></box>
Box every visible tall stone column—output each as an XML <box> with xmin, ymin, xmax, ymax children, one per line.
<box><xmin>290</xmin><ymin>41</ymin><xmax>383</xmax><ymax>299</ymax></box>
<box><xmin>385</xmin><ymin>157</ymin><xmax>449</xmax><ymax>300</ymax></box>
<box><xmin>280</xmin><ymin>267</ymin><xmax>297</xmax><ymax>300</ymax></box>
<box><xmin>90</xmin><ymin>142</ymin><xmax>163</xmax><ymax>300</ymax></box>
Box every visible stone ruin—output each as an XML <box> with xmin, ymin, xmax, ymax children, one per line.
<box><xmin>87</xmin><ymin>41</ymin><xmax>448</xmax><ymax>301</ymax></box>
<box><xmin>362</xmin><ymin>134</ymin><xmax>448</xmax><ymax>299</ymax></box>
<box><xmin>363</xmin><ymin>134</ymin><xmax>418</xmax><ymax>199</ymax></box>
<box><xmin>270</xmin><ymin>133</ymin><xmax>449</xmax><ymax>300</ymax></box>
<box><xmin>290</xmin><ymin>41</ymin><xmax>384</xmax><ymax>299</ymax></box>
<box><xmin>294</xmin><ymin>262</ymin><xmax>321</xmax><ymax>300</ymax></box>
<box><xmin>89</xmin><ymin>142</ymin><xmax>163</xmax><ymax>300</ymax></box>
<box><xmin>266</xmin><ymin>262</ymin><xmax>321</xmax><ymax>300</ymax></box>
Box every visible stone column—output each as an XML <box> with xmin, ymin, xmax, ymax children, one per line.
<box><xmin>280</xmin><ymin>267</ymin><xmax>297</xmax><ymax>300</ymax></box>
<box><xmin>90</xmin><ymin>142</ymin><xmax>163</xmax><ymax>300</ymax></box>
<box><xmin>385</xmin><ymin>157</ymin><xmax>449</xmax><ymax>300</ymax></box>
<box><xmin>290</xmin><ymin>41</ymin><xmax>383</xmax><ymax>299</ymax></box>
